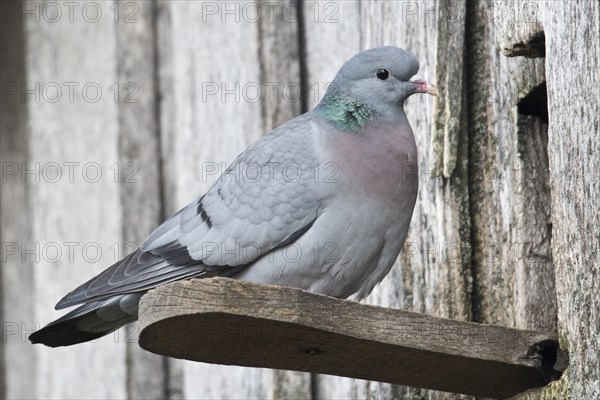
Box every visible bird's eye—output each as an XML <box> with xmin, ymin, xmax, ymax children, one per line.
<box><xmin>376</xmin><ymin>68</ymin><xmax>390</xmax><ymax>80</ymax></box>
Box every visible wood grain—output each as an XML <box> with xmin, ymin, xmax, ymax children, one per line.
<box><xmin>138</xmin><ymin>278</ymin><xmax>563</xmax><ymax>399</ymax></box>
<box><xmin>539</xmin><ymin>1</ymin><xmax>600</xmax><ymax>399</ymax></box>
<box><xmin>154</xmin><ymin>1</ymin><xmax>301</xmax><ymax>397</ymax></box>
<box><xmin>257</xmin><ymin>1</ymin><xmax>312</xmax><ymax>397</ymax></box>
<box><xmin>0</xmin><ymin>5</ymin><xmax>33</xmax><ymax>397</ymax></box>
<box><xmin>115</xmin><ymin>1</ymin><xmax>167</xmax><ymax>398</ymax></box>
<box><xmin>467</xmin><ymin>1</ymin><xmax>554</xmax><ymax>332</ymax></box>
<box><xmin>21</xmin><ymin>3</ymin><xmax>127</xmax><ymax>398</ymax></box>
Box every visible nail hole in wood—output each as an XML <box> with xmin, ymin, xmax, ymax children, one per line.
<box><xmin>304</xmin><ymin>348</ymin><xmax>321</xmax><ymax>356</ymax></box>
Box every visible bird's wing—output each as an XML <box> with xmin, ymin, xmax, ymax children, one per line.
<box><xmin>54</xmin><ymin>251</ymin><xmax>205</xmax><ymax>309</ymax></box>
<box><xmin>56</xmin><ymin>115</ymin><xmax>329</xmax><ymax>309</ymax></box>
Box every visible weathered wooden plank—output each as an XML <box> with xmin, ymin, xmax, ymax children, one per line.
<box><xmin>301</xmin><ymin>4</ymin><xmax>361</xmax><ymax>396</ymax></box>
<box><xmin>114</xmin><ymin>1</ymin><xmax>167</xmax><ymax>398</ymax></box>
<box><xmin>257</xmin><ymin>0</ymin><xmax>303</xmax><ymax>131</ymax></box>
<box><xmin>0</xmin><ymin>3</ymin><xmax>34</xmax><ymax>397</ymax></box>
<box><xmin>304</xmin><ymin>1</ymin><xmax>472</xmax><ymax>398</ymax></box>
<box><xmin>468</xmin><ymin>3</ymin><xmax>600</xmax><ymax>399</ymax></box>
<box><xmin>22</xmin><ymin>3</ymin><xmax>127</xmax><ymax>398</ymax></box>
<box><xmin>493</xmin><ymin>0</ymin><xmax>546</xmax><ymax>57</ymax></box>
<box><xmin>256</xmin><ymin>1</ymin><xmax>312</xmax><ymax>397</ymax></box>
<box><xmin>303</xmin><ymin>0</ymin><xmax>361</xmax><ymax>111</ymax></box>
<box><xmin>155</xmin><ymin>1</ymin><xmax>296</xmax><ymax>397</ymax></box>
<box><xmin>153</xmin><ymin>5</ymin><xmax>186</xmax><ymax>396</ymax></box>
<box><xmin>467</xmin><ymin>0</ymin><xmax>554</xmax><ymax>332</ymax></box>
<box><xmin>138</xmin><ymin>278</ymin><xmax>563</xmax><ymax>399</ymax></box>
<box><xmin>537</xmin><ymin>1</ymin><xmax>600</xmax><ymax>398</ymax></box>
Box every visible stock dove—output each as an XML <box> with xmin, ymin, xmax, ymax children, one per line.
<box><xmin>30</xmin><ymin>46</ymin><xmax>437</xmax><ymax>347</ymax></box>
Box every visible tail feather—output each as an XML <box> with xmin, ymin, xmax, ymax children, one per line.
<box><xmin>29</xmin><ymin>293</ymin><xmax>143</xmax><ymax>347</ymax></box>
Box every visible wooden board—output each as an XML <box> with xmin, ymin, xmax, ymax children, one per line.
<box><xmin>138</xmin><ymin>278</ymin><xmax>564</xmax><ymax>399</ymax></box>
<box><xmin>154</xmin><ymin>1</ymin><xmax>308</xmax><ymax>397</ymax></box>
<box><xmin>537</xmin><ymin>1</ymin><xmax>600</xmax><ymax>399</ymax></box>
<box><xmin>114</xmin><ymin>2</ymin><xmax>167</xmax><ymax>398</ymax></box>
<box><xmin>14</xmin><ymin>4</ymin><xmax>126</xmax><ymax>398</ymax></box>
<box><xmin>302</xmin><ymin>1</ymin><xmax>471</xmax><ymax>398</ymax></box>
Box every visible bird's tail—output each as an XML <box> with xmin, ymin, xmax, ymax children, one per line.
<box><xmin>29</xmin><ymin>293</ymin><xmax>143</xmax><ymax>347</ymax></box>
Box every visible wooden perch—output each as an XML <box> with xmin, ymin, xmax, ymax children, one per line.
<box><xmin>138</xmin><ymin>278</ymin><xmax>566</xmax><ymax>399</ymax></box>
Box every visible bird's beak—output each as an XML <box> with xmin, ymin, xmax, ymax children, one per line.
<box><xmin>409</xmin><ymin>75</ymin><xmax>439</xmax><ymax>97</ymax></box>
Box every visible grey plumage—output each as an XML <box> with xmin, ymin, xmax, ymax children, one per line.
<box><xmin>29</xmin><ymin>46</ymin><xmax>437</xmax><ymax>347</ymax></box>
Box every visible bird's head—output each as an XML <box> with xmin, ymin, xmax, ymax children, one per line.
<box><xmin>317</xmin><ymin>47</ymin><xmax>438</xmax><ymax>131</ymax></box>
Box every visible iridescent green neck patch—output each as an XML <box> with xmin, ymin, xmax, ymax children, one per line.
<box><xmin>317</xmin><ymin>93</ymin><xmax>373</xmax><ymax>132</ymax></box>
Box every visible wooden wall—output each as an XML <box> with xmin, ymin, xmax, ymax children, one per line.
<box><xmin>1</xmin><ymin>0</ymin><xmax>598</xmax><ymax>399</ymax></box>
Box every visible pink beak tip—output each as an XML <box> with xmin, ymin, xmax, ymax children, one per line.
<box><xmin>409</xmin><ymin>75</ymin><xmax>440</xmax><ymax>97</ymax></box>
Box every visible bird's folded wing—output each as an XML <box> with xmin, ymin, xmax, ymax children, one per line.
<box><xmin>56</xmin><ymin>117</ymin><xmax>327</xmax><ymax>310</ymax></box>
